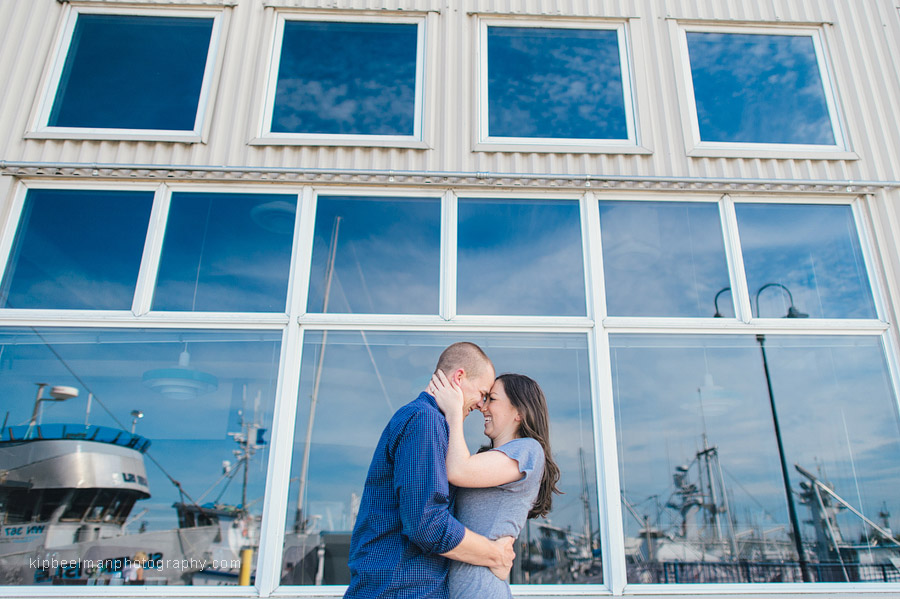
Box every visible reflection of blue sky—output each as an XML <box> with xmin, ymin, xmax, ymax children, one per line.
<box><xmin>599</xmin><ymin>202</ymin><xmax>731</xmax><ymax>317</ymax></box>
<box><xmin>611</xmin><ymin>334</ymin><xmax>900</xmax><ymax>557</ymax></box>
<box><xmin>286</xmin><ymin>331</ymin><xmax>597</xmax><ymax>573</ymax></box>
<box><xmin>49</xmin><ymin>15</ymin><xmax>212</xmax><ymax>130</ymax></box>
<box><xmin>687</xmin><ymin>32</ymin><xmax>835</xmax><ymax>145</ymax></box>
<box><xmin>273</xmin><ymin>21</ymin><xmax>417</xmax><ymax>135</ymax></box>
<box><xmin>0</xmin><ymin>329</ymin><xmax>280</xmax><ymax>531</ymax></box>
<box><xmin>1</xmin><ymin>189</ymin><xmax>153</xmax><ymax>310</ymax></box>
<box><xmin>306</xmin><ymin>197</ymin><xmax>440</xmax><ymax>314</ymax></box>
<box><xmin>458</xmin><ymin>199</ymin><xmax>586</xmax><ymax>316</ymax></box>
<box><xmin>153</xmin><ymin>193</ymin><xmax>296</xmax><ymax>312</ymax></box>
<box><xmin>488</xmin><ymin>27</ymin><xmax>627</xmax><ymax>139</ymax></box>
<box><xmin>736</xmin><ymin>204</ymin><xmax>876</xmax><ymax>319</ymax></box>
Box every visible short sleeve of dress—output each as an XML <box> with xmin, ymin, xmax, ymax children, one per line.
<box><xmin>494</xmin><ymin>437</ymin><xmax>545</xmax><ymax>490</ymax></box>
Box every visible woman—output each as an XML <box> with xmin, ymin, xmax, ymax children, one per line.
<box><xmin>428</xmin><ymin>370</ymin><xmax>560</xmax><ymax>599</ymax></box>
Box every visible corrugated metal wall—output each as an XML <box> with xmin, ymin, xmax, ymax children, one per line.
<box><xmin>1</xmin><ymin>0</ymin><xmax>899</xmax><ymax>184</ymax></box>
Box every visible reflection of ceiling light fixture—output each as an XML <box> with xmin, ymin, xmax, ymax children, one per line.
<box><xmin>142</xmin><ymin>349</ymin><xmax>218</xmax><ymax>400</ymax></box>
<box><xmin>250</xmin><ymin>200</ymin><xmax>296</xmax><ymax>234</ymax></box>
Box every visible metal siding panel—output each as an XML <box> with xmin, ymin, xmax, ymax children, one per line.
<box><xmin>0</xmin><ymin>0</ymin><xmax>898</xmax><ymax>186</ymax></box>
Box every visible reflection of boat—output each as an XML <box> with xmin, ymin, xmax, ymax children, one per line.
<box><xmin>622</xmin><ymin>438</ymin><xmax>900</xmax><ymax>583</ymax></box>
<box><xmin>0</xmin><ymin>422</ymin><xmax>225</xmax><ymax>585</ymax></box>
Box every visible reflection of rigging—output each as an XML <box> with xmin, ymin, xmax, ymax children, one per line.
<box><xmin>294</xmin><ymin>215</ymin><xmax>395</xmax><ymax>533</ymax></box>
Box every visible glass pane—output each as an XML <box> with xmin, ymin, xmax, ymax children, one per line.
<box><xmin>49</xmin><ymin>15</ymin><xmax>213</xmax><ymax>130</ymax></box>
<box><xmin>0</xmin><ymin>189</ymin><xmax>153</xmax><ymax>310</ymax></box>
<box><xmin>598</xmin><ymin>201</ymin><xmax>731</xmax><ymax>317</ymax></box>
<box><xmin>306</xmin><ymin>196</ymin><xmax>439</xmax><ymax>315</ymax></box>
<box><xmin>736</xmin><ymin>204</ymin><xmax>876</xmax><ymax>319</ymax></box>
<box><xmin>153</xmin><ymin>192</ymin><xmax>296</xmax><ymax>312</ymax></box>
<box><xmin>458</xmin><ymin>199</ymin><xmax>586</xmax><ymax>316</ymax></box>
<box><xmin>0</xmin><ymin>328</ymin><xmax>281</xmax><ymax>585</ymax></box>
<box><xmin>272</xmin><ymin>21</ymin><xmax>418</xmax><ymax>135</ymax></box>
<box><xmin>487</xmin><ymin>26</ymin><xmax>628</xmax><ymax>140</ymax></box>
<box><xmin>282</xmin><ymin>332</ymin><xmax>600</xmax><ymax>586</ymax></box>
<box><xmin>611</xmin><ymin>334</ymin><xmax>900</xmax><ymax>584</ymax></box>
<box><xmin>686</xmin><ymin>32</ymin><xmax>835</xmax><ymax>145</ymax></box>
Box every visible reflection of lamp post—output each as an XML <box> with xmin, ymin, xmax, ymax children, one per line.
<box><xmin>27</xmin><ymin>383</ymin><xmax>79</xmax><ymax>438</ymax></box>
<box><xmin>714</xmin><ymin>284</ymin><xmax>811</xmax><ymax>581</ymax></box>
<box><xmin>130</xmin><ymin>410</ymin><xmax>144</xmax><ymax>434</ymax></box>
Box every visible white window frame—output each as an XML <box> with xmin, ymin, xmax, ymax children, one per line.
<box><xmin>1</xmin><ymin>181</ymin><xmax>899</xmax><ymax>599</ymax></box>
<box><xmin>672</xmin><ymin>22</ymin><xmax>855</xmax><ymax>160</ymax></box>
<box><xmin>27</xmin><ymin>5</ymin><xmax>225</xmax><ymax>143</ymax></box>
<box><xmin>475</xmin><ymin>18</ymin><xmax>645</xmax><ymax>154</ymax></box>
<box><xmin>254</xmin><ymin>13</ymin><xmax>428</xmax><ymax>148</ymax></box>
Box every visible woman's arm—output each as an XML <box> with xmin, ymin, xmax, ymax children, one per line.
<box><xmin>429</xmin><ymin>370</ymin><xmax>524</xmax><ymax>488</ymax></box>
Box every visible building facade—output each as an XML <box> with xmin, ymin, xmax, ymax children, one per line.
<box><xmin>2</xmin><ymin>0</ymin><xmax>900</xmax><ymax>598</ymax></box>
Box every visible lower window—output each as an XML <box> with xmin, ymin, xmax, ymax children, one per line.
<box><xmin>0</xmin><ymin>328</ymin><xmax>281</xmax><ymax>586</ymax></box>
<box><xmin>281</xmin><ymin>331</ymin><xmax>601</xmax><ymax>585</ymax></box>
<box><xmin>611</xmin><ymin>334</ymin><xmax>900</xmax><ymax>584</ymax></box>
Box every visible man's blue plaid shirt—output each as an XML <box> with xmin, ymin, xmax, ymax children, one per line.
<box><xmin>344</xmin><ymin>392</ymin><xmax>466</xmax><ymax>599</ymax></box>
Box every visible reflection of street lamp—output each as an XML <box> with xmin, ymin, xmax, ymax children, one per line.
<box><xmin>27</xmin><ymin>383</ymin><xmax>79</xmax><ymax>438</ymax></box>
<box><xmin>714</xmin><ymin>284</ymin><xmax>811</xmax><ymax>581</ymax></box>
<box><xmin>130</xmin><ymin>410</ymin><xmax>144</xmax><ymax>434</ymax></box>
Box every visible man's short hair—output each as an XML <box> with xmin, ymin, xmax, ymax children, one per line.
<box><xmin>435</xmin><ymin>342</ymin><xmax>493</xmax><ymax>379</ymax></box>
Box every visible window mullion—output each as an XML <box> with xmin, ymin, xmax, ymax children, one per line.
<box><xmin>131</xmin><ymin>183</ymin><xmax>170</xmax><ymax>316</ymax></box>
<box><xmin>720</xmin><ymin>194</ymin><xmax>752</xmax><ymax>323</ymax></box>
<box><xmin>287</xmin><ymin>187</ymin><xmax>316</xmax><ymax>319</ymax></box>
<box><xmin>584</xmin><ymin>189</ymin><xmax>626</xmax><ymax>592</ymax></box>
<box><xmin>254</xmin><ymin>321</ymin><xmax>304</xmax><ymax>596</ymax></box>
<box><xmin>440</xmin><ymin>190</ymin><xmax>457</xmax><ymax>320</ymax></box>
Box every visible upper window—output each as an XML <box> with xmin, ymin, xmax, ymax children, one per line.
<box><xmin>34</xmin><ymin>9</ymin><xmax>220</xmax><ymax>140</ymax></box>
<box><xmin>679</xmin><ymin>26</ymin><xmax>846</xmax><ymax>154</ymax></box>
<box><xmin>458</xmin><ymin>198</ymin><xmax>587</xmax><ymax>316</ymax></box>
<box><xmin>0</xmin><ymin>188</ymin><xmax>154</xmax><ymax>311</ymax></box>
<box><xmin>152</xmin><ymin>192</ymin><xmax>297</xmax><ymax>313</ymax></box>
<box><xmin>306</xmin><ymin>196</ymin><xmax>440</xmax><ymax>315</ymax></box>
<box><xmin>478</xmin><ymin>21</ymin><xmax>636</xmax><ymax>150</ymax></box>
<box><xmin>260</xmin><ymin>16</ymin><xmax>424</xmax><ymax>144</ymax></box>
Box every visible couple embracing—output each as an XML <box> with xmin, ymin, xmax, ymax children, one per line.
<box><xmin>344</xmin><ymin>342</ymin><xmax>560</xmax><ymax>599</ymax></box>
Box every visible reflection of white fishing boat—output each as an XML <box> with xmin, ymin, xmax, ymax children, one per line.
<box><xmin>0</xmin><ymin>422</ymin><xmax>226</xmax><ymax>585</ymax></box>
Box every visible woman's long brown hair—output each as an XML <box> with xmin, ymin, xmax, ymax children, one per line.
<box><xmin>494</xmin><ymin>373</ymin><xmax>561</xmax><ymax>518</ymax></box>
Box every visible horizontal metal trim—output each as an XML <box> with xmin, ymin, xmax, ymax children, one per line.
<box><xmin>2</xmin><ymin>161</ymin><xmax>897</xmax><ymax>192</ymax></box>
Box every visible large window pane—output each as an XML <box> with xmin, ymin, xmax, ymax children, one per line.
<box><xmin>48</xmin><ymin>14</ymin><xmax>214</xmax><ymax>131</ymax></box>
<box><xmin>686</xmin><ymin>32</ymin><xmax>836</xmax><ymax>145</ymax></box>
<box><xmin>0</xmin><ymin>328</ymin><xmax>281</xmax><ymax>585</ymax></box>
<box><xmin>153</xmin><ymin>192</ymin><xmax>296</xmax><ymax>312</ymax></box>
<box><xmin>306</xmin><ymin>197</ymin><xmax>440</xmax><ymax>315</ymax></box>
<box><xmin>282</xmin><ymin>332</ymin><xmax>600</xmax><ymax>586</ymax></box>
<box><xmin>737</xmin><ymin>204</ymin><xmax>876</xmax><ymax>319</ymax></box>
<box><xmin>0</xmin><ymin>189</ymin><xmax>153</xmax><ymax>310</ymax></box>
<box><xmin>599</xmin><ymin>201</ymin><xmax>731</xmax><ymax>317</ymax></box>
<box><xmin>486</xmin><ymin>26</ymin><xmax>628</xmax><ymax>140</ymax></box>
<box><xmin>272</xmin><ymin>21</ymin><xmax>418</xmax><ymax>136</ymax></box>
<box><xmin>612</xmin><ymin>334</ymin><xmax>900</xmax><ymax>583</ymax></box>
<box><xmin>458</xmin><ymin>199</ymin><xmax>586</xmax><ymax>316</ymax></box>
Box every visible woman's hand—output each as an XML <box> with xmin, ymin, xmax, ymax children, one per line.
<box><xmin>428</xmin><ymin>369</ymin><xmax>465</xmax><ymax>422</ymax></box>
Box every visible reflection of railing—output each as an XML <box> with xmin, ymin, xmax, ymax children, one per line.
<box><xmin>628</xmin><ymin>560</ymin><xmax>900</xmax><ymax>584</ymax></box>
<box><xmin>0</xmin><ymin>424</ymin><xmax>151</xmax><ymax>453</ymax></box>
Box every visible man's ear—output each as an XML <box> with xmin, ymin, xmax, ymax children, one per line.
<box><xmin>451</xmin><ymin>368</ymin><xmax>466</xmax><ymax>386</ymax></box>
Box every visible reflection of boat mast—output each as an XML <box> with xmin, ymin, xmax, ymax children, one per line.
<box><xmin>296</xmin><ymin>216</ymin><xmax>341</xmax><ymax>532</ymax></box>
<box><xmin>579</xmin><ymin>448</ymin><xmax>594</xmax><ymax>554</ymax></box>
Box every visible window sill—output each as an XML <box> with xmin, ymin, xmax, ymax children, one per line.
<box><xmin>474</xmin><ymin>139</ymin><xmax>652</xmax><ymax>155</ymax></box>
<box><xmin>687</xmin><ymin>143</ymin><xmax>859</xmax><ymax>161</ymax></box>
<box><xmin>250</xmin><ymin>135</ymin><xmax>430</xmax><ymax>149</ymax></box>
<box><xmin>26</xmin><ymin>129</ymin><xmax>204</xmax><ymax>144</ymax></box>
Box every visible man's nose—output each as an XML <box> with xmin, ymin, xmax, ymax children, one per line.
<box><xmin>475</xmin><ymin>397</ymin><xmax>486</xmax><ymax>410</ymax></box>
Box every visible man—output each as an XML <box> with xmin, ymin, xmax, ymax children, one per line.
<box><xmin>344</xmin><ymin>341</ymin><xmax>514</xmax><ymax>599</ymax></box>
